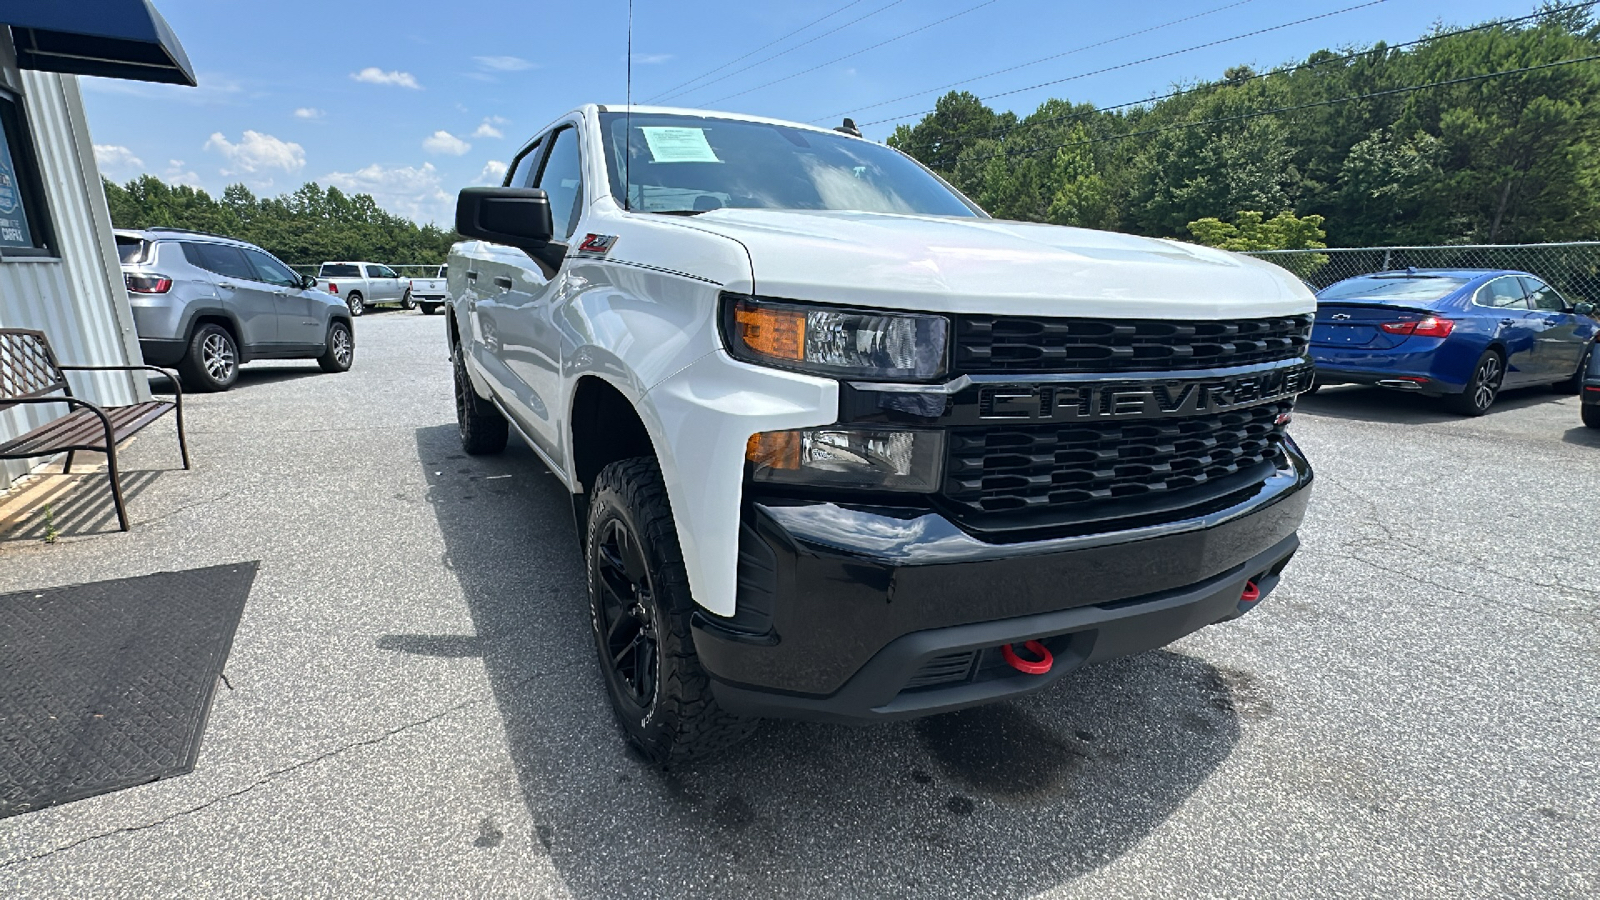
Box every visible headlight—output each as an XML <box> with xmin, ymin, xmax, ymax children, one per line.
<box><xmin>746</xmin><ymin>427</ymin><xmax>944</xmax><ymax>492</ymax></box>
<box><xmin>724</xmin><ymin>296</ymin><xmax>948</xmax><ymax>381</ymax></box>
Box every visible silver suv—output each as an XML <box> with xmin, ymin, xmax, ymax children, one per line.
<box><xmin>116</xmin><ymin>227</ymin><xmax>355</xmax><ymax>391</ymax></box>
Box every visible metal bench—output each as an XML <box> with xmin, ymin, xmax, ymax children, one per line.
<box><xmin>0</xmin><ymin>328</ymin><xmax>190</xmax><ymax>531</ymax></box>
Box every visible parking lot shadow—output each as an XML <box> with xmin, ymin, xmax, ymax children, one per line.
<box><xmin>1297</xmin><ymin>383</ymin><xmax>1558</xmax><ymax>424</ymax></box>
<box><xmin>414</xmin><ymin>424</ymin><xmax>1248</xmax><ymax>898</ymax></box>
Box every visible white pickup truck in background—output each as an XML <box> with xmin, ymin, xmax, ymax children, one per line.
<box><xmin>317</xmin><ymin>261</ymin><xmax>413</xmax><ymax>316</ymax></box>
<box><xmin>408</xmin><ymin>265</ymin><xmax>447</xmax><ymax>315</ymax></box>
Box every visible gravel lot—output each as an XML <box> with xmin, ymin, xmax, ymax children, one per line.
<box><xmin>2</xmin><ymin>310</ymin><xmax>1596</xmax><ymax>898</ymax></box>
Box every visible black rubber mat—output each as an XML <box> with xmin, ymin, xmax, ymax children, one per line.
<box><xmin>0</xmin><ymin>562</ymin><xmax>258</xmax><ymax>818</ymax></box>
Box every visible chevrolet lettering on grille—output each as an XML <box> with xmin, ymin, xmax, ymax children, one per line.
<box><xmin>978</xmin><ymin>364</ymin><xmax>1312</xmax><ymax>422</ymax></box>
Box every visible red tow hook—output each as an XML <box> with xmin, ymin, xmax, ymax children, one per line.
<box><xmin>1001</xmin><ymin>640</ymin><xmax>1054</xmax><ymax>675</ymax></box>
<box><xmin>1241</xmin><ymin>580</ymin><xmax>1261</xmax><ymax>603</ymax></box>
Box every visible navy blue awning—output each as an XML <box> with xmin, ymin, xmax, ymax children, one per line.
<box><xmin>3</xmin><ymin>1</ymin><xmax>195</xmax><ymax>86</ymax></box>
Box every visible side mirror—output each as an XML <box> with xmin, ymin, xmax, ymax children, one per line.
<box><xmin>456</xmin><ymin>187</ymin><xmax>554</xmax><ymax>253</ymax></box>
<box><xmin>302</xmin><ymin>274</ymin><xmax>317</xmax><ymax>289</ymax></box>
<box><xmin>1575</xmin><ymin>301</ymin><xmax>1595</xmax><ymax>316</ymax></box>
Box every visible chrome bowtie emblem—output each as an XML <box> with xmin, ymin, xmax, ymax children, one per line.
<box><xmin>1330</xmin><ymin>313</ymin><xmax>1351</xmax><ymax>320</ymax></box>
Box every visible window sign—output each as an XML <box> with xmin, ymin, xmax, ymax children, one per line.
<box><xmin>0</xmin><ymin>120</ymin><xmax>35</xmax><ymax>250</ymax></box>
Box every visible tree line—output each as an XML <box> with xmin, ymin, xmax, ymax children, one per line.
<box><xmin>101</xmin><ymin>176</ymin><xmax>457</xmax><ymax>266</ymax></box>
<box><xmin>888</xmin><ymin>4</ymin><xmax>1600</xmax><ymax>249</ymax></box>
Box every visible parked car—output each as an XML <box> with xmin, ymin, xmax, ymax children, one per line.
<box><xmin>116</xmin><ymin>227</ymin><xmax>355</xmax><ymax>391</ymax></box>
<box><xmin>1310</xmin><ymin>269</ymin><xmax>1598</xmax><ymax>415</ymax></box>
<box><xmin>409</xmin><ymin>265</ymin><xmax>447</xmax><ymax>315</ymax></box>
<box><xmin>317</xmin><ymin>261</ymin><xmax>412</xmax><ymax>316</ymax></box>
<box><xmin>445</xmin><ymin>104</ymin><xmax>1316</xmax><ymax>764</ymax></box>
<box><xmin>1583</xmin><ymin>341</ymin><xmax>1600</xmax><ymax>428</ymax></box>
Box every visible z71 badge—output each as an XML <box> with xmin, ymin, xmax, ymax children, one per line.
<box><xmin>576</xmin><ymin>233</ymin><xmax>618</xmax><ymax>257</ymax></box>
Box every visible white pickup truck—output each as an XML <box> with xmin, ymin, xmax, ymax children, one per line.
<box><xmin>408</xmin><ymin>265</ymin><xmax>447</xmax><ymax>315</ymax></box>
<box><xmin>446</xmin><ymin>104</ymin><xmax>1316</xmax><ymax>764</ymax></box>
<box><xmin>317</xmin><ymin>261</ymin><xmax>413</xmax><ymax>316</ymax></box>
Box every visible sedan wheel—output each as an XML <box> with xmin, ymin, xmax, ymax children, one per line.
<box><xmin>1445</xmin><ymin>350</ymin><xmax>1504</xmax><ymax>416</ymax></box>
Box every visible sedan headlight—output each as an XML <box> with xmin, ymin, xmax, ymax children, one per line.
<box><xmin>724</xmin><ymin>296</ymin><xmax>948</xmax><ymax>381</ymax></box>
<box><xmin>747</xmin><ymin>427</ymin><xmax>944</xmax><ymax>492</ymax></box>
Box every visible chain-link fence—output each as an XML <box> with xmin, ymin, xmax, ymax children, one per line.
<box><xmin>1245</xmin><ymin>242</ymin><xmax>1600</xmax><ymax>305</ymax></box>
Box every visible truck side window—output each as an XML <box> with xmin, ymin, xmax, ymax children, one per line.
<box><xmin>536</xmin><ymin>127</ymin><xmax>584</xmax><ymax>241</ymax></box>
<box><xmin>506</xmin><ymin>138</ymin><xmax>543</xmax><ymax>188</ymax></box>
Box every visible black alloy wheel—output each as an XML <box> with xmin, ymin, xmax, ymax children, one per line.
<box><xmin>593</xmin><ymin>518</ymin><xmax>659</xmax><ymax>710</ymax></box>
<box><xmin>453</xmin><ymin>351</ymin><xmax>508</xmax><ymax>454</ymax></box>
<box><xmin>1445</xmin><ymin>350</ymin><xmax>1504</xmax><ymax>416</ymax></box>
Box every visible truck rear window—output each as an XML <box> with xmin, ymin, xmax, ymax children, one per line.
<box><xmin>320</xmin><ymin>264</ymin><xmax>360</xmax><ymax>277</ymax></box>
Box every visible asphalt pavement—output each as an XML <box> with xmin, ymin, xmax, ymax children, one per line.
<box><xmin>1</xmin><ymin>310</ymin><xmax>1595</xmax><ymax>898</ymax></box>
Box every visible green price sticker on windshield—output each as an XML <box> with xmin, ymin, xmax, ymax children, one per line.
<box><xmin>640</xmin><ymin>127</ymin><xmax>721</xmax><ymax>164</ymax></box>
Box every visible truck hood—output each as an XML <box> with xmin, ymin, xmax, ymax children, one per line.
<box><xmin>674</xmin><ymin>209</ymin><xmax>1313</xmax><ymax>319</ymax></box>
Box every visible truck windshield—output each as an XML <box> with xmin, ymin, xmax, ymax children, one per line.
<box><xmin>597</xmin><ymin>112</ymin><xmax>980</xmax><ymax>218</ymax></box>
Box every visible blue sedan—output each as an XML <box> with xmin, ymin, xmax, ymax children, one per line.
<box><xmin>1310</xmin><ymin>269</ymin><xmax>1598</xmax><ymax>415</ymax></box>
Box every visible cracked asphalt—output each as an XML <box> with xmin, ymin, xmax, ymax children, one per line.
<box><xmin>1</xmin><ymin>310</ymin><xmax>1596</xmax><ymax>898</ymax></box>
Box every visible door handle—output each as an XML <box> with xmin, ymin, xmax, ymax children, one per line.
<box><xmin>1500</xmin><ymin>318</ymin><xmax>1515</xmax><ymax>325</ymax></box>
<box><xmin>465</xmin><ymin>270</ymin><xmax>478</xmax><ymax>282</ymax></box>
<box><xmin>218</xmin><ymin>282</ymin><xmax>235</xmax><ymax>290</ymax></box>
<box><xmin>494</xmin><ymin>276</ymin><xmax>514</xmax><ymax>290</ymax></box>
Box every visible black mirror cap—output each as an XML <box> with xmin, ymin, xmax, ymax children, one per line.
<box><xmin>456</xmin><ymin>187</ymin><xmax>555</xmax><ymax>250</ymax></box>
<box><xmin>1575</xmin><ymin>301</ymin><xmax>1596</xmax><ymax>316</ymax></box>
<box><xmin>303</xmin><ymin>274</ymin><xmax>317</xmax><ymax>289</ymax></box>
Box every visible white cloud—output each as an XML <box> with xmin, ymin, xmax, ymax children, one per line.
<box><xmin>94</xmin><ymin>144</ymin><xmax>144</xmax><ymax>174</ymax></box>
<box><xmin>477</xmin><ymin>160</ymin><xmax>508</xmax><ymax>185</ymax></box>
<box><xmin>631</xmin><ymin>53</ymin><xmax>673</xmax><ymax>65</ymax></box>
<box><xmin>293</xmin><ymin>107</ymin><xmax>324</xmax><ymax>120</ymax></box>
<box><xmin>351</xmin><ymin>67</ymin><xmax>421</xmax><ymax>89</ymax></box>
<box><xmin>204</xmin><ymin>130</ymin><xmax>306</xmax><ymax>175</ymax></box>
<box><xmin>475</xmin><ymin>55</ymin><xmax>535</xmax><ymax>72</ymax></box>
<box><xmin>324</xmin><ymin>163</ymin><xmax>452</xmax><ymax>225</ymax></box>
<box><xmin>422</xmin><ymin>130</ymin><xmax>471</xmax><ymax>156</ymax></box>
<box><xmin>164</xmin><ymin>160</ymin><xmax>203</xmax><ymax>188</ymax></box>
<box><xmin>471</xmin><ymin>117</ymin><xmax>505</xmax><ymax>139</ymax></box>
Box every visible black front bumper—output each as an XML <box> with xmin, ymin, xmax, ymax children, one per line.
<box><xmin>693</xmin><ymin>444</ymin><xmax>1312</xmax><ymax>723</ymax></box>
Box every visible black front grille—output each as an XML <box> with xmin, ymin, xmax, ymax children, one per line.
<box><xmin>953</xmin><ymin>314</ymin><xmax>1312</xmax><ymax>374</ymax></box>
<box><xmin>943</xmin><ymin>401</ymin><xmax>1291</xmax><ymax>517</ymax></box>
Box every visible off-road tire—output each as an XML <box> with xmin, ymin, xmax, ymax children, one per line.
<box><xmin>317</xmin><ymin>320</ymin><xmax>354</xmax><ymax>373</ymax></box>
<box><xmin>1443</xmin><ymin>349</ymin><xmax>1504</xmax><ymax>416</ymax></box>
<box><xmin>588</xmin><ymin>457</ymin><xmax>755</xmax><ymax>766</ymax></box>
<box><xmin>453</xmin><ymin>352</ymin><xmax>508</xmax><ymax>455</ymax></box>
<box><xmin>1583</xmin><ymin>403</ymin><xmax>1600</xmax><ymax>429</ymax></box>
<box><xmin>401</xmin><ymin>290</ymin><xmax>416</xmax><ymax>311</ymax></box>
<box><xmin>419</xmin><ymin>302</ymin><xmax>441</xmax><ymax>316</ymax></box>
<box><xmin>346</xmin><ymin>292</ymin><xmax>365</xmax><ymax>316</ymax></box>
<box><xmin>177</xmin><ymin>322</ymin><xmax>240</xmax><ymax>392</ymax></box>
<box><xmin>1555</xmin><ymin>344</ymin><xmax>1592</xmax><ymax>394</ymax></box>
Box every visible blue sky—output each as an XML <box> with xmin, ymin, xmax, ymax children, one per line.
<box><xmin>82</xmin><ymin>0</ymin><xmax>1541</xmax><ymax>227</ymax></box>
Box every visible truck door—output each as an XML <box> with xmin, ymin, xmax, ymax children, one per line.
<box><xmin>365</xmin><ymin>264</ymin><xmax>402</xmax><ymax>303</ymax></box>
<box><xmin>183</xmin><ymin>242</ymin><xmax>277</xmax><ymax>349</ymax></box>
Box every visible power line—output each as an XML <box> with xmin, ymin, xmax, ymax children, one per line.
<box><xmin>653</xmin><ymin>0</ymin><xmax>907</xmax><ymax>103</ymax></box>
<box><xmin>960</xmin><ymin>54</ymin><xmax>1600</xmax><ymax>165</ymax></box>
<box><xmin>858</xmin><ymin>0</ymin><xmax>1393</xmax><ymax>127</ymax></box>
<box><xmin>704</xmin><ymin>0</ymin><xmax>1004</xmax><ymax>107</ymax></box>
<box><xmin>808</xmin><ymin>0</ymin><xmax>1260</xmax><ymax>124</ymax></box>
<box><xmin>644</xmin><ymin>0</ymin><xmax>869</xmax><ymax>103</ymax></box>
<box><xmin>934</xmin><ymin>1</ymin><xmax>1598</xmax><ymax>152</ymax></box>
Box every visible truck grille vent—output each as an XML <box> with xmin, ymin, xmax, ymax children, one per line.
<box><xmin>953</xmin><ymin>314</ymin><xmax>1312</xmax><ymax>374</ymax></box>
<box><xmin>942</xmin><ymin>401</ymin><xmax>1291</xmax><ymax>516</ymax></box>
<box><xmin>904</xmin><ymin>651</ymin><xmax>978</xmax><ymax>690</ymax></box>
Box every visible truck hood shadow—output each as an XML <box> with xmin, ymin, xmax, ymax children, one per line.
<box><xmin>416</xmin><ymin>424</ymin><xmax>1247</xmax><ymax>898</ymax></box>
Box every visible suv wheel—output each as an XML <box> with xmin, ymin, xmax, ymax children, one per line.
<box><xmin>178</xmin><ymin>323</ymin><xmax>240</xmax><ymax>392</ymax></box>
<box><xmin>318</xmin><ymin>321</ymin><xmax>354</xmax><ymax>373</ymax></box>
<box><xmin>400</xmin><ymin>290</ymin><xmax>416</xmax><ymax>311</ymax></box>
<box><xmin>588</xmin><ymin>457</ymin><xmax>755</xmax><ymax>766</ymax></box>
<box><xmin>346</xmin><ymin>292</ymin><xmax>365</xmax><ymax>316</ymax></box>
<box><xmin>1444</xmin><ymin>349</ymin><xmax>1504</xmax><ymax>416</ymax></box>
<box><xmin>454</xmin><ymin>351</ymin><xmax>508</xmax><ymax>454</ymax></box>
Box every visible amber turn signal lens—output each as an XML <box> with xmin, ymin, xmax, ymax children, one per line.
<box><xmin>734</xmin><ymin>301</ymin><xmax>805</xmax><ymax>362</ymax></box>
<box><xmin>745</xmin><ymin>430</ymin><xmax>801</xmax><ymax>469</ymax></box>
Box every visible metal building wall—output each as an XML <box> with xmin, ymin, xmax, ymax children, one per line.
<box><xmin>0</xmin><ymin>36</ymin><xmax>148</xmax><ymax>490</ymax></box>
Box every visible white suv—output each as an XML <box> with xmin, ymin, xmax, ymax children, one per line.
<box><xmin>446</xmin><ymin>105</ymin><xmax>1317</xmax><ymax>764</ymax></box>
